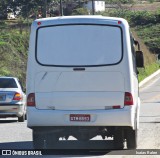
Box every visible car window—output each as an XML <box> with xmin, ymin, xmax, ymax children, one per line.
<box><xmin>0</xmin><ymin>78</ymin><xmax>18</xmax><ymax>88</ymax></box>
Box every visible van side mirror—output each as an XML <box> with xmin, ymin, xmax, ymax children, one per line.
<box><xmin>136</xmin><ymin>50</ymin><xmax>144</xmax><ymax>68</ymax></box>
<box><xmin>134</xmin><ymin>40</ymin><xmax>140</xmax><ymax>50</ymax></box>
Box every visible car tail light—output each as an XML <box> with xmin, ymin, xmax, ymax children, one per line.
<box><xmin>27</xmin><ymin>93</ymin><xmax>35</xmax><ymax>106</ymax></box>
<box><xmin>124</xmin><ymin>92</ymin><xmax>133</xmax><ymax>106</ymax></box>
<box><xmin>13</xmin><ymin>92</ymin><xmax>22</xmax><ymax>101</ymax></box>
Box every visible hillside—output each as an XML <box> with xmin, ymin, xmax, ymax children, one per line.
<box><xmin>0</xmin><ymin>6</ymin><xmax>160</xmax><ymax>85</ymax></box>
<box><xmin>103</xmin><ymin>6</ymin><xmax>160</xmax><ymax>81</ymax></box>
<box><xmin>0</xmin><ymin>21</ymin><xmax>29</xmax><ymax>86</ymax></box>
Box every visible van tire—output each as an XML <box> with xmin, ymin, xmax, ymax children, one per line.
<box><xmin>18</xmin><ymin>113</ymin><xmax>25</xmax><ymax>122</ymax></box>
<box><xmin>126</xmin><ymin>127</ymin><xmax>137</xmax><ymax>149</ymax></box>
<box><xmin>114</xmin><ymin>128</ymin><xmax>124</xmax><ymax>149</ymax></box>
<box><xmin>33</xmin><ymin>131</ymin><xmax>45</xmax><ymax>149</ymax></box>
<box><xmin>25</xmin><ymin>114</ymin><xmax>27</xmax><ymax>120</ymax></box>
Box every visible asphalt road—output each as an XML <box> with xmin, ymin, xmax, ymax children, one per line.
<box><xmin>1</xmin><ymin>74</ymin><xmax>160</xmax><ymax>157</ymax></box>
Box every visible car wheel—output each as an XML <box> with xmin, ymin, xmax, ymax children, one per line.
<box><xmin>126</xmin><ymin>127</ymin><xmax>137</xmax><ymax>149</ymax></box>
<box><xmin>114</xmin><ymin>128</ymin><xmax>124</xmax><ymax>149</ymax></box>
<box><xmin>18</xmin><ymin>113</ymin><xmax>25</xmax><ymax>122</ymax></box>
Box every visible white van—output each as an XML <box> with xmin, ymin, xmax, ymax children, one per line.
<box><xmin>26</xmin><ymin>16</ymin><xmax>144</xmax><ymax>149</ymax></box>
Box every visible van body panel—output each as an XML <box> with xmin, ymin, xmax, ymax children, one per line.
<box><xmin>36</xmin><ymin>91</ymin><xmax>124</xmax><ymax>110</ymax></box>
<box><xmin>35</xmin><ymin>71</ymin><xmax>124</xmax><ymax>92</ymax></box>
<box><xmin>27</xmin><ymin>106</ymin><xmax>134</xmax><ymax>128</ymax></box>
<box><xmin>27</xmin><ymin>16</ymin><xmax>140</xmax><ymax>135</ymax></box>
<box><xmin>35</xmin><ymin>71</ymin><xmax>125</xmax><ymax>110</ymax></box>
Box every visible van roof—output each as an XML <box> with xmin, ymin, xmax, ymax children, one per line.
<box><xmin>33</xmin><ymin>15</ymin><xmax>129</xmax><ymax>28</ymax></box>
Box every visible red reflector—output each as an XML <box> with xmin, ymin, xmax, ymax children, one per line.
<box><xmin>118</xmin><ymin>21</ymin><xmax>121</xmax><ymax>24</ymax></box>
<box><xmin>13</xmin><ymin>92</ymin><xmax>22</xmax><ymax>101</ymax></box>
<box><xmin>37</xmin><ymin>22</ymin><xmax>41</xmax><ymax>26</ymax></box>
<box><xmin>12</xmin><ymin>108</ymin><xmax>18</xmax><ymax>110</ymax></box>
<box><xmin>27</xmin><ymin>93</ymin><xmax>35</xmax><ymax>106</ymax></box>
<box><xmin>113</xmin><ymin>105</ymin><xmax>121</xmax><ymax>109</ymax></box>
<box><xmin>124</xmin><ymin>92</ymin><xmax>133</xmax><ymax>106</ymax></box>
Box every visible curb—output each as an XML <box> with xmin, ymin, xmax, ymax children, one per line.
<box><xmin>139</xmin><ymin>69</ymin><xmax>160</xmax><ymax>87</ymax></box>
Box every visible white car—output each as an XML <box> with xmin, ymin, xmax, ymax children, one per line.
<box><xmin>0</xmin><ymin>77</ymin><xmax>26</xmax><ymax>122</ymax></box>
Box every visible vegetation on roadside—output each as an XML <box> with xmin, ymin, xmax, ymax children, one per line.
<box><xmin>102</xmin><ymin>8</ymin><xmax>160</xmax><ymax>81</ymax></box>
<box><xmin>0</xmin><ymin>22</ymin><xmax>29</xmax><ymax>86</ymax></box>
<box><xmin>0</xmin><ymin>2</ymin><xmax>160</xmax><ymax>86</ymax></box>
<box><xmin>138</xmin><ymin>62</ymin><xmax>160</xmax><ymax>82</ymax></box>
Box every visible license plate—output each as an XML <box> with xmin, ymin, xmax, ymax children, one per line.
<box><xmin>0</xmin><ymin>94</ymin><xmax>6</xmax><ymax>101</ymax></box>
<box><xmin>70</xmin><ymin>114</ymin><xmax>90</xmax><ymax>122</ymax></box>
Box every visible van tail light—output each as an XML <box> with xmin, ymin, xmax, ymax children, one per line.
<box><xmin>27</xmin><ymin>93</ymin><xmax>35</xmax><ymax>107</ymax></box>
<box><xmin>13</xmin><ymin>92</ymin><xmax>22</xmax><ymax>101</ymax></box>
<box><xmin>124</xmin><ymin>92</ymin><xmax>133</xmax><ymax>106</ymax></box>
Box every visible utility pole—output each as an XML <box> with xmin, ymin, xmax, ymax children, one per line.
<box><xmin>60</xmin><ymin>0</ymin><xmax>63</xmax><ymax>16</ymax></box>
<box><xmin>45</xmin><ymin>0</ymin><xmax>47</xmax><ymax>17</ymax></box>
<box><xmin>91</xmin><ymin>0</ymin><xmax>95</xmax><ymax>15</ymax></box>
<box><xmin>42</xmin><ymin>0</ymin><xmax>47</xmax><ymax>18</ymax></box>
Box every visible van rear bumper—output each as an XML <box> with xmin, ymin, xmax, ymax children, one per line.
<box><xmin>27</xmin><ymin>107</ymin><xmax>136</xmax><ymax>129</ymax></box>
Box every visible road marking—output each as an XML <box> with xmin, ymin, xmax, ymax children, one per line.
<box><xmin>140</xmin><ymin>76</ymin><xmax>160</xmax><ymax>92</ymax></box>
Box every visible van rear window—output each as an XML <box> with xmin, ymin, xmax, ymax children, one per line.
<box><xmin>36</xmin><ymin>24</ymin><xmax>123</xmax><ymax>66</ymax></box>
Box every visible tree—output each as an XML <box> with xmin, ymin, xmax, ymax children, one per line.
<box><xmin>106</xmin><ymin>0</ymin><xmax>135</xmax><ymax>4</ymax></box>
<box><xmin>8</xmin><ymin>0</ymin><xmax>53</xmax><ymax>19</ymax></box>
<box><xmin>0</xmin><ymin>0</ymin><xmax>13</xmax><ymax>19</ymax></box>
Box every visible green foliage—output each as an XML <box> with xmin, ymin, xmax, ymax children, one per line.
<box><xmin>0</xmin><ymin>21</ymin><xmax>6</xmax><ymax>29</ymax></box>
<box><xmin>72</xmin><ymin>8</ymin><xmax>89</xmax><ymax>15</ymax></box>
<box><xmin>103</xmin><ymin>8</ymin><xmax>160</xmax><ymax>81</ymax></box>
<box><xmin>0</xmin><ymin>27</ymin><xmax>29</xmax><ymax>86</ymax></box>
<box><xmin>149</xmin><ymin>0</ymin><xmax>155</xmax><ymax>3</ymax></box>
<box><xmin>103</xmin><ymin>9</ymin><xmax>160</xmax><ymax>55</ymax></box>
<box><xmin>106</xmin><ymin>0</ymin><xmax>135</xmax><ymax>4</ymax></box>
<box><xmin>0</xmin><ymin>0</ymin><xmax>54</xmax><ymax>19</ymax></box>
<box><xmin>103</xmin><ymin>9</ymin><xmax>160</xmax><ymax>26</ymax></box>
<box><xmin>0</xmin><ymin>0</ymin><xmax>8</xmax><ymax>19</ymax></box>
<box><xmin>138</xmin><ymin>62</ymin><xmax>160</xmax><ymax>82</ymax></box>
<box><xmin>0</xmin><ymin>68</ymin><xmax>11</xmax><ymax>76</ymax></box>
<box><xmin>127</xmin><ymin>11</ymin><xmax>159</xmax><ymax>26</ymax></box>
<box><xmin>135</xmin><ymin>24</ymin><xmax>160</xmax><ymax>54</ymax></box>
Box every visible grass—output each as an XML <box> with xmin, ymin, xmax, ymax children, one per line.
<box><xmin>103</xmin><ymin>9</ymin><xmax>160</xmax><ymax>83</ymax></box>
<box><xmin>0</xmin><ymin>26</ymin><xmax>29</xmax><ymax>86</ymax></box>
<box><xmin>133</xmin><ymin>23</ymin><xmax>160</xmax><ymax>83</ymax></box>
<box><xmin>135</xmin><ymin>24</ymin><xmax>160</xmax><ymax>54</ymax></box>
<box><xmin>1</xmin><ymin>9</ymin><xmax>160</xmax><ymax>86</ymax></box>
<box><xmin>138</xmin><ymin>62</ymin><xmax>160</xmax><ymax>82</ymax></box>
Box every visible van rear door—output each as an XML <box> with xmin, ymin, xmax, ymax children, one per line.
<box><xmin>35</xmin><ymin>24</ymin><xmax>124</xmax><ymax>110</ymax></box>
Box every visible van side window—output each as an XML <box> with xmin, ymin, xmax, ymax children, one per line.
<box><xmin>130</xmin><ymin>34</ymin><xmax>137</xmax><ymax>74</ymax></box>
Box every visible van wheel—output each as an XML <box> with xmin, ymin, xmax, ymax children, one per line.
<box><xmin>46</xmin><ymin>134</ymin><xmax>59</xmax><ymax>149</ymax></box>
<box><xmin>33</xmin><ymin>131</ymin><xmax>45</xmax><ymax>149</ymax></box>
<box><xmin>18</xmin><ymin>113</ymin><xmax>25</xmax><ymax>122</ymax></box>
<box><xmin>126</xmin><ymin>127</ymin><xmax>137</xmax><ymax>149</ymax></box>
<box><xmin>114</xmin><ymin>128</ymin><xmax>124</xmax><ymax>149</ymax></box>
<box><xmin>25</xmin><ymin>114</ymin><xmax>27</xmax><ymax>120</ymax></box>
